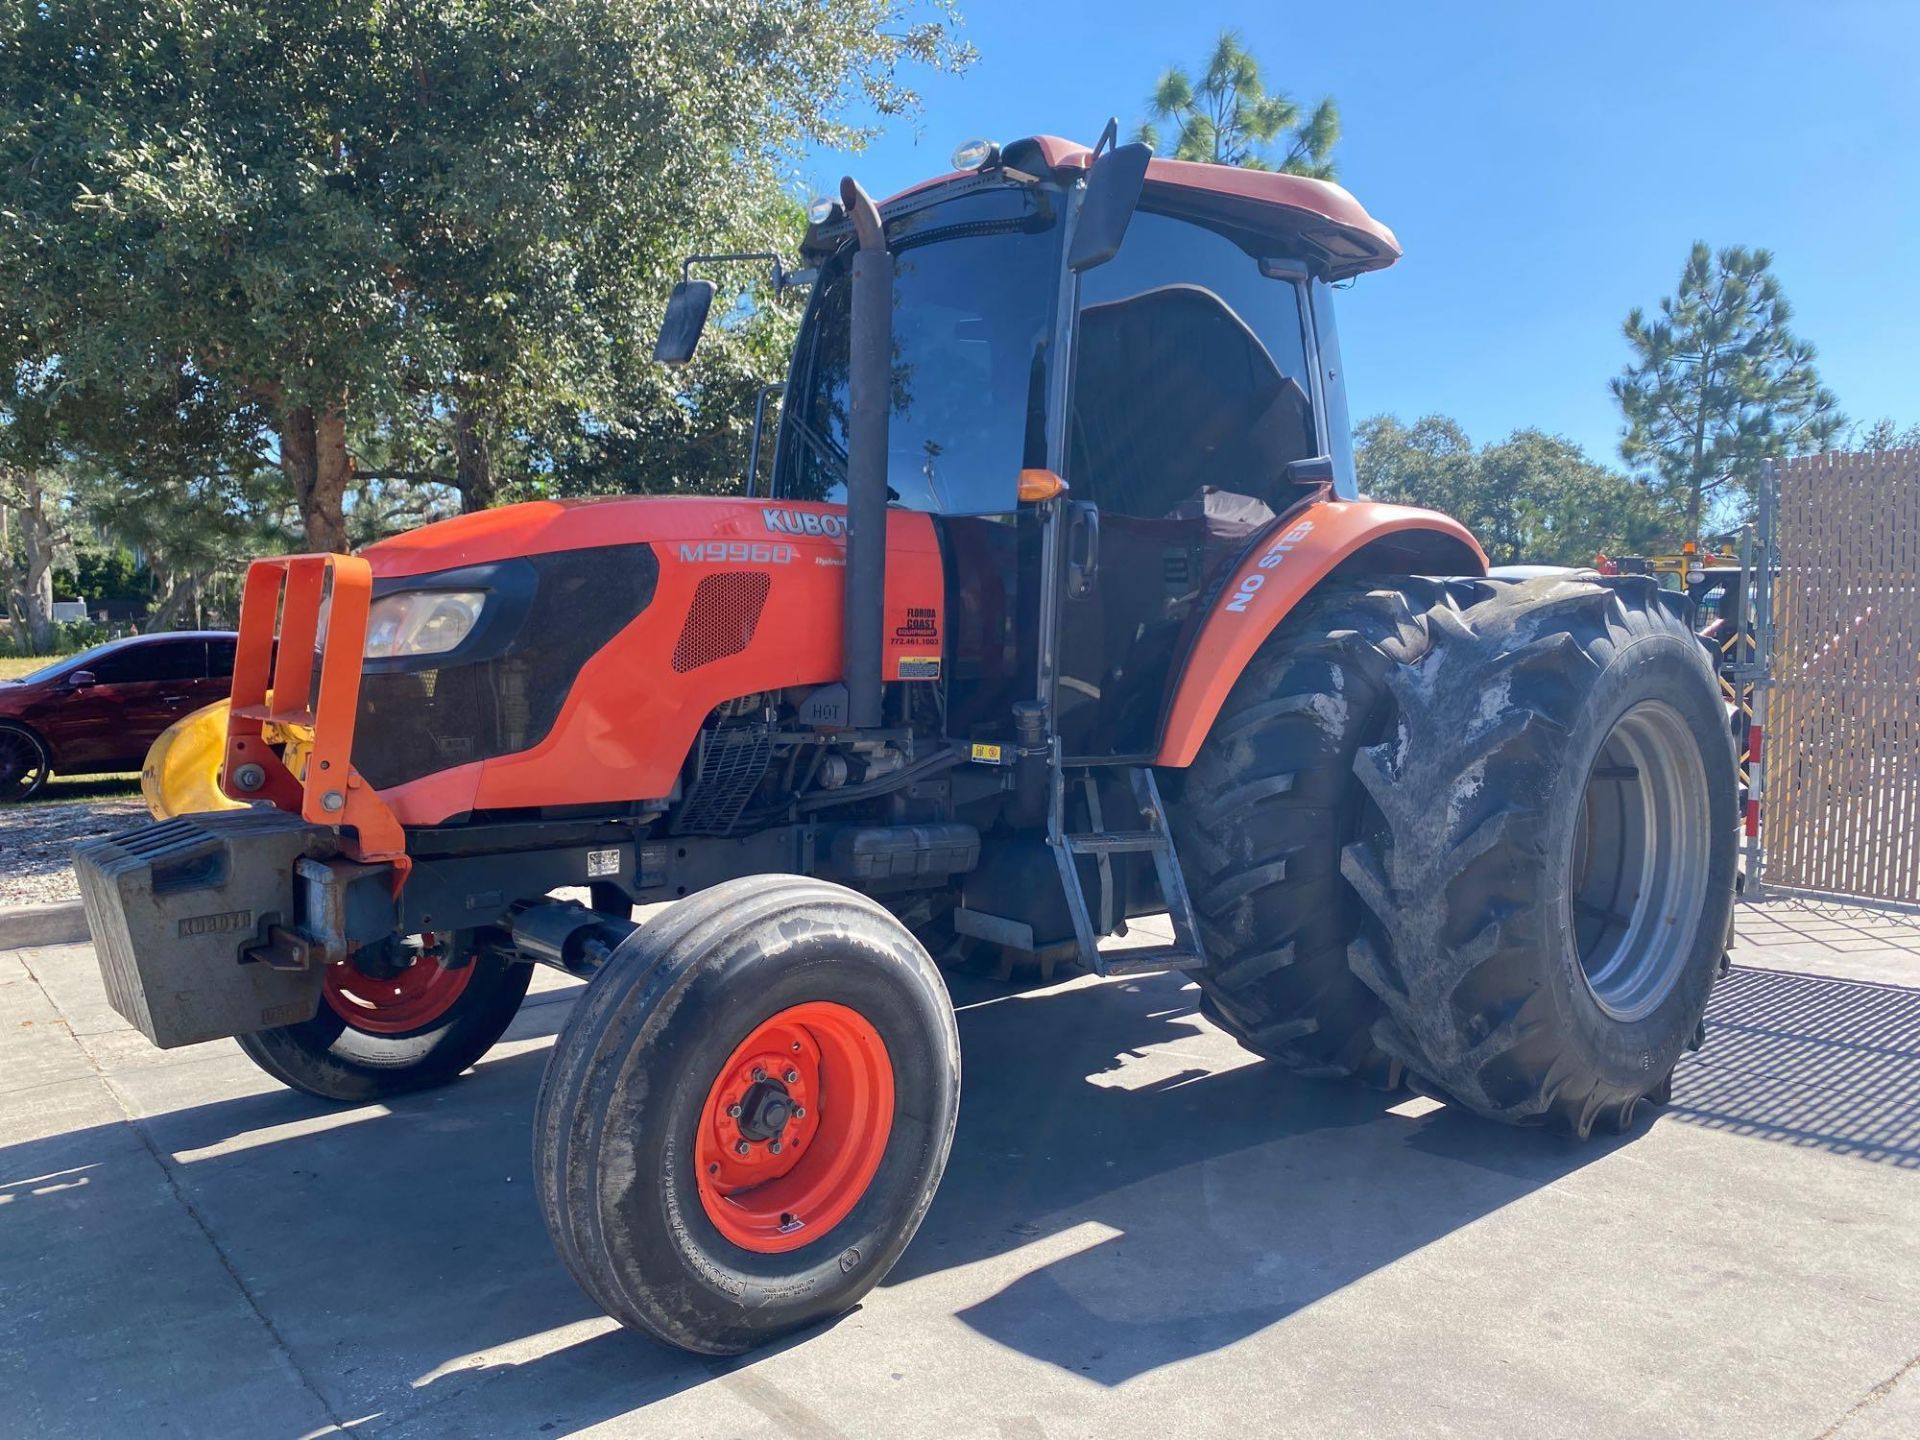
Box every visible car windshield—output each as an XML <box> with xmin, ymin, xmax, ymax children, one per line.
<box><xmin>8</xmin><ymin>640</ymin><xmax>123</xmax><ymax>684</ymax></box>
<box><xmin>777</xmin><ymin>183</ymin><xmax>1063</xmax><ymax>515</ymax></box>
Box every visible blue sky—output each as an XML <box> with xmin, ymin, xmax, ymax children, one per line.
<box><xmin>803</xmin><ymin>0</ymin><xmax>1920</xmax><ymax>466</ymax></box>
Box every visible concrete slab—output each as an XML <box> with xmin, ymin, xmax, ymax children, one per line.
<box><xmin>1</xmin><ymin>900</ymin><xmax>1916</xmax><ymax>1438</ymax></box>
<box><xmin>0</xmin><ymin>1078</ymin><xmax>341</xmax><ymax>1439</ymax></box>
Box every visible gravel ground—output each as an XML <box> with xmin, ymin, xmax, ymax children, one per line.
<box><xmin>0</xmin><ymin>792</ymin><xmax>148</xmax><ymax>905</ymax></box>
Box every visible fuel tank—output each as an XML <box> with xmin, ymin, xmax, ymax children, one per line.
<box><xmin>354</xmin><ymin>496</ymin><xmax>944</xmax><ymax>826</ymax></box>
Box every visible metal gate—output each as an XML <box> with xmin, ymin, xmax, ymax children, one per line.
<box><xmin>1749</xmin><ymin>448</ymin><xmax>1920</xmax><ymax>904</ymax></box>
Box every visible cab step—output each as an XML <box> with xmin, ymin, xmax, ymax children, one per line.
<box><xmin>1061</xmin><ymin>831</ymin><xmax>1162</xmax><ymax>855</ymax></box>
<box><xmin>1047</xmin><ymin>762</ymin><xmax>1208</xmax><ymax>980</ymax></box>
<box><xmin>1096</xmin><ymin>946</ymin><xmax>1205</xmax><ymax>977</ymax></box>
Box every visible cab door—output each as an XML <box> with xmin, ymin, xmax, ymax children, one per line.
<box><xmin>1052</xmin><ymin>208</ymin><xmax>1327</xmax><ymax>759</ymax></box>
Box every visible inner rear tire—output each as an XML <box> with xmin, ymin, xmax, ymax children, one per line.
<box><xmin>1167</xmin><ymin>581</ymin><xmax>1471</xmax><ymax>1086</ymax></box>
<box><xmin>1343</xmin><ymin>575</ymin><xmax>1737</xmax><ymax>1136</ymax></box>
<box><xmin>534</xmin><ymin>875</ymin><xmax>961</xmax><ymax>1355</ymax></box>
<box><xmin>235</xmin><ymin>936</ymin><xmax>531</xmax><ymax>1103</ymax></box>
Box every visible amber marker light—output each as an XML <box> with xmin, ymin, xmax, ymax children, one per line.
<box><xmin>1017</xmin><ymin>468</ymin><xmax>1068</xmax><ymax>502</ymax></box>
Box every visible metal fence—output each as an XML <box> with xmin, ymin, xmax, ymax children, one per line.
<box><xmin>1751</xmin><ymin>448</ymin><xmax>1920</xmax><ymax>904</ymax></box>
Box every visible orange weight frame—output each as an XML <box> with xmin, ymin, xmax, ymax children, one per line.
<box><xmin>225</xmin><ymin>553</ymin><xmax>407</xmax><ymax>865</ymax></box>
<box><xmin>1154</xmin><ymin>500</ymin><xmax>1487</xmax><ymax>768</ymax></box>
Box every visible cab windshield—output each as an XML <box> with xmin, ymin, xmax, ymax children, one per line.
<box><xmin>776</xmin><ymin>184</ymin><xmax>1063</xmax><ymax>515</ymax></box>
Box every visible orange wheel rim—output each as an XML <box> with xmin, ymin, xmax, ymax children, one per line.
<box><xmin>695</xmin><ymin>1001</ymin><xmax>895</xmax><ymax>1254</ymax></box>
<box><xmin>323</xmin><ymin>951</ymin><xmax>474</xmax><ymax>1035</ymax></box>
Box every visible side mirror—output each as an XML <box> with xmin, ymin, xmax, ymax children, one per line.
<box><xmin>67</xmin><ymin>670</ymin><xmax>98</xmax><ymax>688</ymax></box>
<box><xmin>653</xmin><ymin>279</ymin><xmax>716</xmax><ymax>366</ymax></box>
<box><xmin>1068</xmin><ymin>142</ymin><xmax>1152</xmax><ymax>272</ymax></box>
<box><xmin>1284</xmin><ymin>454</ymin><xmax>1337</xmax><ymax>488</ymax></box>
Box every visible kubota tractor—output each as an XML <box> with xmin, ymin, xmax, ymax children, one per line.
<box><xmin>75</xmin><ymin>128</ymin><xmax>1737</xmax><ymax>1356</ymax></box>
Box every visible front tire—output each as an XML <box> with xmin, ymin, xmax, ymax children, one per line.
<box><xmin>1343</xmin><ymin>575</ymin><xmax>1737</xmax><ymax>1136</ymax></box>
<box><xmin>535</xmin><ymin>875</ymin><xmax>961</xmax><ymax>1355</ymax></box>
<box><xmin>235</xmin><ymin>935</ymin><xmax>532</xmax><ymax>1102</ymax></box>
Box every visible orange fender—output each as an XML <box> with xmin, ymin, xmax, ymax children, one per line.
<box><xmin>1154</xmin><ymin>500</ymin><xmax>1486</xmax><ymax>768</ymax></box>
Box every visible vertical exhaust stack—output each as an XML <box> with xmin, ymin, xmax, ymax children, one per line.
<box><xmin>839</xmin><ymin>176</ymin><xmax>890</xmax><ymax>729</ymax></box>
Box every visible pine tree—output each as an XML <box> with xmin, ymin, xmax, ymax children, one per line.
<box><xmin>1612</xmin><ymin>244</ymin><xmax>1842</xmax><ymax>537</ymax></box>
<box><xmin>1136</xmin><ymin>30</ymin><xmax>1339</xmax><ymax>177</ymax></box>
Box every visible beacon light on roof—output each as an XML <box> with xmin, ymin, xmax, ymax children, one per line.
<box><xmin>950</xmin><ymin>138</ymin><xmax>997</xmax><ymax>170</ymax></box>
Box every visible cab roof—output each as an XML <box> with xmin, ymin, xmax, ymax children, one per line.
<box><xmin>871</xmin><ymin>133</ymin><xmax>1402</xmax><ymax>281</ymax></box>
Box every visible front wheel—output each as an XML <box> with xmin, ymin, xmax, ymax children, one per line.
<box><xmin>235</xmin><ymin>934</ymin><xmax>532</xmax><ymax>1102</ymax></box>
<box><xmin>535</xmin><ymin>875</ymin><xmax>961</xmax><ymax>1354</ymax></box>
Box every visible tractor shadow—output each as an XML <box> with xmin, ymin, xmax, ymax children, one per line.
<box><xmin>7</xmin><ymin>961</ymin><xmax>1916</xmax><ymax>1433</ymax></box>
<box><xmin>896</xmin><ymin>971</ymin><xmax>1633</xmax><ymax>1385</ymax></box>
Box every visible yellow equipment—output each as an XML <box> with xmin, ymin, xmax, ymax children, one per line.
<box><xmin>141</xmin><ymin>700</ymin><xmax>315</xmax><ymax>820</ymax></box>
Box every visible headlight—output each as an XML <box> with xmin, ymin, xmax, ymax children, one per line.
<box><xmin>364</xmin><ymin>590</ymin><xmax>487</xmax><ymax>659</ymax></box>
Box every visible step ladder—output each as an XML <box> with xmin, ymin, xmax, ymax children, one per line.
<box><xmin>1047</xmin><ymin>761</ymin><xmax>1207</xmax><ymax>977</ymax></box>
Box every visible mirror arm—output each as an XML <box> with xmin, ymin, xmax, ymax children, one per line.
<box><xmin>679</xmin><ymin>251</ymin><xmax>795</xmax><ymax>294</ymax></box>
<box><xmin>1090</xmin><ymin>115</ymin><xmax>1119</xmax><ymax>162</ymax></box>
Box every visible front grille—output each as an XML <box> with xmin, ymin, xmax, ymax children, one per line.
<box><xmin>352</xmin><ymin>543</ymin><xmax>658</xmax><ymax>789</ymax></box>
<box><xmin>672</xmin><ymin>723</ymin><xmax>775</xmax><ymax>836</ymax></box>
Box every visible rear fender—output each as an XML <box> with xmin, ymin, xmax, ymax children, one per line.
<box><xmin>1154</xmin><ymin>501</ymin><xmax>1486</xmax><ymax>767</ymax></box>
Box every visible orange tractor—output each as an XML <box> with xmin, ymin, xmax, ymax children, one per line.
<box><xmin>76</xmin><ymin>130</ymin><xmax>1736</xmax><ymax>1355</ymax></box>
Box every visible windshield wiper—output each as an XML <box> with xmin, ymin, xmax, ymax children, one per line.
<box><xmin>785</xmin><ymin>410</ymin><xmax>849</xmax><ymax>486</ymax></box>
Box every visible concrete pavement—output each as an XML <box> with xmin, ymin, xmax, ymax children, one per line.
<box><xmin>3</xmin><ymin>896</ymin><xmax>1918</xmax><ymax>1438</ymax></box>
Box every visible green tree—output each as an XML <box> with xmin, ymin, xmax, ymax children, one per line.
<box><xmin>1</xmin><ymin>1</ymin><xmax>970</xmax><ymax>549</ymax></box>
<box><xmin>1612</xmin><ymin>244</ymin><xmax>1843</xmax><ymax>539</ymax></box>
<box><xmin>1137</xmin><ymin>30</ymin><xmax>1339</xmax><ymax>176</ymax></box>
<box><xmin>1357</xmin><ymin>414</ymin><xmax>1670</xmax><ymax>566</ymax></box>
<box><xmin>0</xmin><ymin>466</ymin><xmax>73</xmax><ymax>651</ymax></box>
<box><xmin>1846</xmin><ymin>418</ymin><xmax>1920</xmax><ymax>452</ymax></box>
<box><xmin>1354</xmin><ymin>415</ymin><xmax>1479</xmax><ymax>527</ymax></box>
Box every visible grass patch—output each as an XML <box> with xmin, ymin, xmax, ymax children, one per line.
<box><xmin>0</xmin><ymin>652</ymin><xmax>73</xmax><ymax>680</ymax></box>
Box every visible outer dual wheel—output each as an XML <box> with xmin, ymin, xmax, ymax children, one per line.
<box><xmin>236</xmin><ymin>933</ymin><xmax>532</xmax><ymax>1103</ymax></box>
<box><xmin>0</xmin><ymin>724</ymin><xmax>51</xmax><ymax>802</ymax></box>
<box><xmin>1342</xmin><ymin>575</ymin><xmax>1738</xmax><ymax>1135</ymax></box>
<box><xmin>535</xmin><ymin>875</ymin><xmax>960</xmax><ymax>1355</ymax></box>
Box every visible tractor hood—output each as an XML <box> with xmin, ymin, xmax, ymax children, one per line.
<box><xmin>349</xmin><ymin>495</ymin><xmax>944</xmax><ymax>827</ymax></box>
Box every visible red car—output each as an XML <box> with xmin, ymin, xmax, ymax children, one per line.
<box><xmin>0</xmin><ymin>631</ymin><xmax>238</xmax><ymax>801</ymax></box>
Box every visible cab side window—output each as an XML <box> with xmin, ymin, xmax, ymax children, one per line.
<box><xmin>1069</xmin><ymin>210</ymin><xmax>1317</xmax><ymax>518</ymax></box>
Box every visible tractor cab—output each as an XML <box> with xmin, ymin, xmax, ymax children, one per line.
<box><xmin>684</xmin><ymin>132</ymin><xmax>1439</xmax><ymax>762</ymax></box>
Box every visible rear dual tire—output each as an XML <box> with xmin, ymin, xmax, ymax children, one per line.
<box><xmin>1344</xmin><ymin>575</ymin><xmax>1736</xmax><ymax>1135</ymax></box>
<box><xmin>1169</xmin><ymin>581</ymin><xmax>1466</xmax><ymax>1086</ymax></box>
<box><xmin>1174</xmin><ymin>575</ymin><xmax>1736</xmax><ymax>1136</ymax></box>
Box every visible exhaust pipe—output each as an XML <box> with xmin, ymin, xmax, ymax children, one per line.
<box><xmin>840</xmin><ymin>176</ymin><xmax>889</xmax><ymax>729</ymax></box>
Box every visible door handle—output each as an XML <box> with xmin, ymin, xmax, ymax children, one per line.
<box><xmin>1066</xmin><ymin>502</ymin><xmax>1101</xmax><ymax>599</ymax></box>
